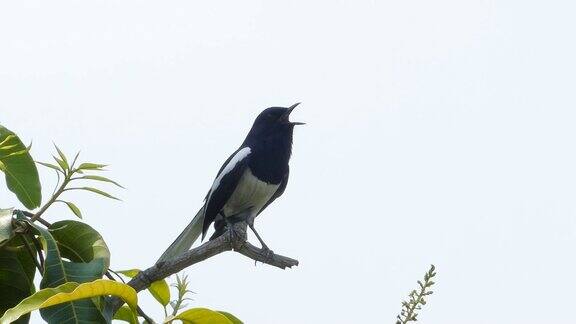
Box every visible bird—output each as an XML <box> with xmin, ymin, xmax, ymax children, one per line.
<box><xmin>158</xmin><ymin>103</ymin><xmax>303</xmax><ymax>262</ymax></box>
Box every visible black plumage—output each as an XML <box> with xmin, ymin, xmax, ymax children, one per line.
<box><xmin>158</xmin><ymin>103</ymin><xmax>303</xmax><ymax>262</ymax></box>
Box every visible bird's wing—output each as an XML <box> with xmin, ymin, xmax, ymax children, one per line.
<box><xmin>204</xmin><ymin>147</ymin><xmax>240</xmax><ymax>201</ymax></box>
<box><xmin>258</xmin><ymin>166</ymin><xmax>289</xmax><ymax>215</ymax></box>
<box><xmin>202</xmin><ymin>147</ymin><xmax>252</xmax><ymax>239</ymax></box>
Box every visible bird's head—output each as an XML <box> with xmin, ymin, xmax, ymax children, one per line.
<box><xmin>245</xmin><ymin>103</ymin><xmax>304</xmax><ymax>142</ymax></box>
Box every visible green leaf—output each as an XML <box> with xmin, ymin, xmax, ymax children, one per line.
<box><xmin>0</xmin><ymin>208</ymin><xmax>14</xmax><ymax>243</ymax></box>
<box><xmin>0</xmin><ymin>125</ymin><xmax>42</xmax><ymax>209</ymax></box>
<box><xmin>29</xmin><ymin>222</ymin><xmax>108</xmax><ymax>324</ymax></box>
<box><xmin>59</xmin><ymin>201</ymin><xmax>82</xmax><ymax>219</ymax></box>
<box><xmin>48</xmin><ymin>220</ymin><xmax>110</xmax><ymax>269</ymax></box>
<box><xmin>68</xmin><ymin>187</ymin><xmax>120</xmax><ymax>201</ymax></box>
<box><xmin>169</xmin><ymin>308</ymin><xmax>233</xmax><ymax>324</ymax></box>
<box><xmin>217</xmin><ymin>311</ymin><xmax>243</xmax><ymax>324</ymax></box>
<box><xmin>76</xmin><ymin>175</ymin><xmax>125</xmax><ymax>188</ymax></box>
<box><xmin>70</xmin><ymin>151</ymin><xmax>80</xmax><ymax>170</ymax></box>
<box><xmin>52</xmin><ymin>156</ymin><xmax>68</xmax><ymax>174</ymax></box>
<box><xmin>0</xmin><ymin>280</ymin><xmax>138</xmax><ymax>324</ymax></box>
<box><xmin>77</xmin><ymin>163</ymin><xmax>107</xmax><ymax>170</ymax></box>
<box><xmin>35</xmin><ymin>161</ymin><xmax>63</xmax><ymax>173</ymax></box>
<box><xmin>53</xmin><ymin>144</ymin><xmax>69</xmax><ymax>171</ymax></box>
<box><xmin>113</xmin><ymin>305</ymin><xmax>138</xmax><ymax>324</ymax></box>
<box><xmin>0</xmin><ymin>235</ymin><xmax>37</xmax><ymax>324</ymax></box>
<box><xmin>118</xmin><ymin>269</ymin><xmax>170</xmax><ymax>306</ymax></box>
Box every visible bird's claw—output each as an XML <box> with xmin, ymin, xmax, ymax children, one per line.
<box><xmin>254</xmin><ymin>246</ymin><xmax>274</xmax><ymax>266</ymax></box>
<box><xmin>261</xmin><ymin>246</ymin><xmax>274</xmax><ymax>260</ymax></box>
<box><xmin>228</xmin><ymin>226</ymin><xmax>238</xmax><ymax>244</ymax></box>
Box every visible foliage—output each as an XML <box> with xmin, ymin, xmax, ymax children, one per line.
<box><xmin>113</xmin><ymin>305</ymin><xmax>138</xmax><ymax>324</ymax></box>
<box><xmin>0</xmin><ymin>124</ymin><xmax>243</xmax><ymax>323</ymax></box>
<box><xmin>169</xmin><ymin>274</ymin><xmax>195</xmax><ymax>316</ymax></box>
<box><xmin>0</xmin><ymin>126</ymin><xmax>41</xmax><ymax>209</ymax></box>
<box><xmin>0</xmin><ymin>280</ymin><xmax>137</xmax><ymax>324</ymax></box>
<box><xmin>396</xmin><ymin>265</ymin><xmax>436</xmax><ymax>324</ymax></box>
<box><xmin>1</xmin><ymin>122</ymin><xmax>435</xmax><ymax>324</ymax></box>
<box><xmin>163</xmin><ymin>274</ymin><xmax>242</xmax><ymax>324</ymax></box>
<box><xmin>31</xmin><ymin>219</ymin><xmax>108</xmax><ymax>323</ymax></box>
<box><xmin>0</xmin><ymin>233</ymin><xmax>36</xmax><ymax>324</ymax></box>
<box><xmin>167</xmin><ymin>308</ymin><xmax>236</xmax><ymax>324</ymax></box>
<box><xmin>117</xmin><ymin>269</ymin><xmax>170</xmax><ymax>307</ymax></box>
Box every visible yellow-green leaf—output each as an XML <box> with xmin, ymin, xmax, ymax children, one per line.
<box><xmin>71</xmin><ymin>151</ymin><xmax>80</xmax><ymax>169</ymax></box>
<box><xmin>217</xmin><ymin>311</ymin><xmax>243</xmax><ymax>324</ymax></box>
<box><xmin>113</xmin><ymin>305</ymin><xmax>138</xmax><ymax>324</ymax></box>
<box><xmin>168</xmin><ymin>308</ymin><xmax>233</xmax><ymax>324</ymax></box>
<box><xmin>78</xmin><ymin>163</ymin><xmax>107</xmax><ymax>170</ymax></box>
<box><xmin>52</xmin><ymin>156</ymin><xmax>68</xmax><ymax>174</ymax></box>
<box><xmin>118</xmin><ymin>269</ymin><xmax>170</xmax><ymax>306</ymax></box>
<box><xmin>117</xmin><ymin>269</ymin><xmax>139</xmax><ymax>278</ymax></box>
<box><xmin>77</xmin><ymin>175</ymin><xmax>125</xmax><ymax>188</ymax></box>
<box><xmin>60</xmin><ymin>201</ymin><xmax>82</xmax><ymax>219</ymax></box>
<box><xmin>70</xmin><ymin>187</ymin><xmax>120</xmax><ymax>201</ymax></box>
<box><xmin>36</xmin><ymin>161</ymin><xmax>63</xmax><ymax>173</ymax></box>
<box><xmin>53</xmin><ymin>144</ymin><xmax>69</xmax><ymax>171</ymax></box>
<box><xmin>0</xmin><ymin>280</ymin><xmax>137</xmax><ymax>324</ymax></box>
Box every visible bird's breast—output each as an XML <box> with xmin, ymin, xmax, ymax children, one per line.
<box><xmin>223</xmin><ymin>168</ymin><xmax>279</xmax><ymax>218</ymax></box>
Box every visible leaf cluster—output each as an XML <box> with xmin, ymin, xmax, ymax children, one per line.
<box><xmin>0</xmin><ymin>124</ymin><xmax>243</xmax><ymax>324</ymax></box>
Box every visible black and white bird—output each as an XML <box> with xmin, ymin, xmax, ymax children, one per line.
<box><xmin>158</xmin><ymin>103</ymin><xmax>303</xmax><ymax>262</ymax></box>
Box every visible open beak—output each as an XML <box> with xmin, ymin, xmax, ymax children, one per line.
<box><xmin>284</xmin><ymin>102</ymin><xmax>305</xmax><ymax>125</ymax></box>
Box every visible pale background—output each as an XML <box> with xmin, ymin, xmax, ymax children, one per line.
<box><xmin>2</xmin><ymin>1</ymin><xmax>576</xmax><ymax>323</ymax></box>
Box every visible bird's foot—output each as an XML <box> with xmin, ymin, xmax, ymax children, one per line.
<box><xmin>228</xmin><ymin>227</ymin><xmax>235</xmax><ymax>241</ymax></box>
<box><xmin>227</xmin><ymin>223</ymin><xmax>248</xmax><ymax>250</ymax></box>
<box><xmin>228</xmin><ymin>226</ymin><xmax>239</xmax><ymax>243</ymax></box>
<box><xmin>261</xmin><ymin>245</ymin><xmax>274</xmax><ymax>260</ymax></box>
<box><xmin>254</xmin><ymin>246</ymin><xmax>274</xmax><ymax>266</ymax></box>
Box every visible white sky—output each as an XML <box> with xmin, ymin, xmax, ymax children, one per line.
<box><xmin>2</xmin><ymin>1</ymin><xmax>576</xmax><ymax>323</ymax></box>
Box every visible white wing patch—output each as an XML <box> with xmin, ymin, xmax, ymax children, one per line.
<box><xmin>210</xmin><ymin>147</ymin><xmax>251</xmax><ymax>192</ymax></box>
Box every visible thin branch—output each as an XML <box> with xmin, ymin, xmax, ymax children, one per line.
<box><xmin>107</xmin><ymin>269</ymin><xmax>126</xmax><ymax>283</ymax></box>
<box><xmin>29</xmin><ymin>177</ymin><xmax>70</xmax><ymax>223</ymax></box>
<box><xmin>109</xmin><ymin>222</ymin><xmax>298</xmax><ymax>313</ymax></box>
<box><xmin>19</xmin><ymin>210</ymin><xmax>51</xmax><ymax>227</ymax></box>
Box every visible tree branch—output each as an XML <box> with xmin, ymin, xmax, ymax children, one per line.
<box><xmin>18</xmin><ymin>210</ymin><xmax>51</xmax><ymax>227</ymax></box>
<box><xmin>110</xmin><ymin>222</ymin><xmax>298</xmax><ymax>314</ymax></box>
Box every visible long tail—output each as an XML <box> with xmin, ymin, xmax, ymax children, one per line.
<box><xmin>157</xmin><ymin>207</ymin><xmax>205</xmax><ymax>263</ymax></box>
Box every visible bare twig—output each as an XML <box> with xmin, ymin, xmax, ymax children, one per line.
<box><xmin>109</xmin><ymin>222</ymin><xmax>298</xmax><ymax>313</ymax></box>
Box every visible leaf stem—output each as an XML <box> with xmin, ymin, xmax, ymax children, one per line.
<box><xmin>29</xmin><ymin>177</ymin><xmax>70</xmax><ymax>223</ymax></box>
<box><xmin>30</xmin><ymin>233</ymin><xmax>45</xmax><ymax>270</ymax></box>
<box><xmin>20</xmin><ymin>234</ymin><xmax>43</xmax><ymax>273</ymax></box>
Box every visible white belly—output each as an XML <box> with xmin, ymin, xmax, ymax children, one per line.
<box><xmin>223</xmin><ymin>168</ymin><xmax>280</xmax><ymax>218</ymax></box>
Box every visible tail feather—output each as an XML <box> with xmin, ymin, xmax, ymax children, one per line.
<box><xmin>157</xmin><ymin>207</ymin><xmax>205</xmax><ymax>263</ymax></box>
